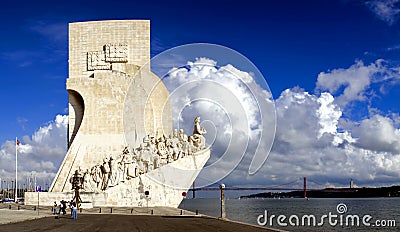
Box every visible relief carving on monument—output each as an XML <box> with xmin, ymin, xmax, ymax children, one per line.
<box><xmin>104</xmin><ymin>43</ymin><xmax>128</xmax><ymax>63</ymax></box>
<box><xmin>87</xmin><ymin>43</ymin><xmax>128</xmax><ymax>71</ymax></box>
<box><xmin>87</xmin><ymin>51</ymin><xmax>112</xmax><ymax>71</ymax></box>
<box><xmin>74</xmin><ymin>117</ymin><xmax>207</xmax><ymax>192</ymax></box>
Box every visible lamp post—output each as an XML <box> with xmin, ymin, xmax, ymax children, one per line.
<box><xmin>11</xmin><ymin>181</ymin><xmax>14</xmax><ymax>200</ymax></box>
<box><xmin>220</xmin><ymin>184</ymin><xmax>226</xmax><ymax>219</ymax></box>
<box><xmin>4</xmin><ymin>180</ymin><xmax>7</xmax><ymax>197</ymax></box>
<box><xmin>6</xmin><ymin>181</ymin><xmax>9</xmax><ymax>199</ymax></box>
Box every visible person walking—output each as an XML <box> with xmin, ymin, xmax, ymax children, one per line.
<box><xmin>69</xmin><ymin>199</ymin><xmax>74</xmax><ymax>217</ymax></box>
<box><xmin>58</xmin><ymin>203</ymin><xmax>62</xmax><ymax>215</ymax></box>
<box><xmin>53</xmin><ymin>201</ymin><xmax>57</xmax><ymax>215</ymax></box>
<box><xmin>61</xmin><ymin>200</ymin><xmax>67</xmax><ymax>215</ymax></box>
<box><xmin>72</xmin><ymin>202</ymin><xmax>78</xmax><ymax>220</ymax></box>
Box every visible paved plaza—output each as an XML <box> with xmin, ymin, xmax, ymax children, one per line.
<box><xmin>0</xmin><ymin>203</ymin><xmax>280</xmax><ymax>231</ymax></box>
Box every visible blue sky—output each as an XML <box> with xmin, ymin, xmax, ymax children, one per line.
<box><xmin>1</xmin><ymin>0</ymin><xmax>399</xmax><ymax>141</ymax></box>
<box><xmin>1</xmin><ymin>0</ymin><xmax>400</xmax><ymax>191</ymax></box>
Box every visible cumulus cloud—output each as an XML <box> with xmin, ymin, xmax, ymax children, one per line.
<box><xmin>353</xmin><ymin>115</ymin><xmax>400</xmax><ymax>153</ymax></box>
<box><xmin>0</xmin><ymin>115</ymin><xmax>67</xmax><ymax>190</ymax></box>
<box><xmin>161</xmin><ymin>57</ymin><xmax>400</xmax><ymax>190</ymax></box>
<box><xmin>317</xmin><ymin>92</ymin><xmax>342</xmax><ymax>137</ymax></box>
<box><xmin>3</xmin><ymin>56</ymin><xmax>400</xmax><ymax>194</ymax></box>
<box><xmin>316</xmin><ymin>59</ymin><xmax>400</xmax><ymax>107</ymax></box>
<box><xmin>244</xmin><ymin>87</ymin><xmax>400</xmax><ymax>189</ymax></box>
<box><xmin>366</xmin><ymin>0</ymin><xmax>400</xmax><ymax>25</ymax></box>
<box><xmin>163</xmin><ymin>57</ymin><xmax>276</xmax><ymax>186</ymax></box>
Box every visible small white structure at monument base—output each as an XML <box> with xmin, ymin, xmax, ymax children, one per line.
<box><xmin>24</xmin><ymin>20</ymin><xmax>210</xmax><ymax>207</ymax></box>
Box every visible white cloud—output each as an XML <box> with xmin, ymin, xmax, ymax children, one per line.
<box><xmin>353</xmin><ymin>115</ymin><xmax>400</xmax><ymax>153</ymax></box>
<box><xmin>164</xmin><ymin>57</ymin><xmax>275</xmax><ymax>185</ymax></box>
<box><xmin>274</xmin><ymin>88</ymin><xmax>321</xmax><ymax>148</ymax></box>
<box><xmin>0</xmin><ymin>115</ymin><xmax>68</xmax><ymax>189</ymax></box>
<box><xmin>317</xmin><ymin>92</ymin><xmax>342</xmax><ymax>137</ymax></box>
<box><xmin>366</xmin><ymin>0</ymin><xmax>400</xmax><ymax>25</ymax></box>
<box><xmin>316</xmin><ymin>59</ymin><xmax>400</xmax><ymax>107</ymax></box>
<box><xmin>163</xmin><ymin>57</ymin><xmax>400</xmax><ymax>189</ymax></box>
<box><xmin>2</xmin><ymin>57</ymin><xmax>400</xmax><ymax>193</ymax></box>
<box><xmin>245</xmin><ymin>87</ymin><xmax>400</xmax><ymax>189</ymax></box>
<box><xmin>316</xmin><ymin>60</ymin><xmax>373</xmax><ymax>106</ymax></box>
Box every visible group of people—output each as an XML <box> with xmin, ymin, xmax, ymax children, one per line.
<box><xmin>53</xmin><ymin>199</ymin><xmax>78</xmax><ymax>219</ymax></box>
<box><xmin>73</xmin><ymin>117</ymin><xmax>207</xmax><ymax>192</ymax></box>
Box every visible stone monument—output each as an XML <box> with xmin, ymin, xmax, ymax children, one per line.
<box><xmin>24</xmin><ymin>20</ymin><xmax>210</xmax><ymax>207</ymax></box>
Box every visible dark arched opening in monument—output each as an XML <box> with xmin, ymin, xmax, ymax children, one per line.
<box><xmin>68</xmin><ymin>89</ymin><xmax>85</xmax><ymax>148</ymax></box>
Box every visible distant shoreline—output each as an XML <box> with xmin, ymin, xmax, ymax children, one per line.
<box><xmin>240</xmin><ymin>185</ymin><xmax>400</xmax><ymax>199</ymax></box>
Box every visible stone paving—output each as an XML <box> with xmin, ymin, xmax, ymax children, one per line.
<box><xmin>0</xmin><ymin>203</ymin><xmax>197</xmax><ymax>225</ymax></box>
<box><xmin>0</xmin><ymin>203</ymin><xmax>283</xmax><ymax>231</ymax></box>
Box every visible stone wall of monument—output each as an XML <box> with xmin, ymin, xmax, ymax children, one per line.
<box><xmin>50</xmin><ymin>20</ymin><xmax>172</xmax><ymax>193</ymax></box>
<box><xmin>68</xmin><ymin>20</ymin><xmax>150</xmax><ymax>79</ymax></box>
<box><xmin>34</xmin><ymin>20</ymin><xmax>206</xmax><ymax>209</ymax></box>
<box><xmin>25</xmin><ymin>148</ymin><xmax>210</xmax><ymax>207</ymax></box>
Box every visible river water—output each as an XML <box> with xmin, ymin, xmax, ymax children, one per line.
<box><xmin>179</xmin><ymin>198</ymin><xmax>400</xmax><ymax>231</ymax></box>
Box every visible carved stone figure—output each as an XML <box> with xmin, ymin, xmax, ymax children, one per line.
<box><xmin>93</xmin><ymin>165</ymin><xmax>102</xmax><ymax>191</ymax></box>
<box><xmin>79</xmin><ymin>118</ymin><xmax>208</xmax><ymax>191</ymax></box>
<box><xmin>193</xmin><ymin>117</ymin><xmax>206</xmax><ymax>135</ymax></box>
<box><xmin>125</xmin><ymin>155</ymin><xmax>138</xmax><ymax>179</ymax></box>
<box><xmin>180</xmin><ymin>129</ymin><xmax>190</xmax><ymax>157</ymax></box>
<box><xmin>152</xmin><ymin>153</ymin><xmax>160</xmax><ymax>169</ymax></box>
<box><xmin>157</xmin><ymin>138</ymin><xmax>167</xmax><ymax>164</ymax></box>
<box><xmin>82</xmin><ymin>169</ymin><xmax>94</xmax><ymax>192</ymax></box>
<box><xmin>116</xmin><ymin>155</ymin><xmax>126</xmax><ymax>183</ymax></box>
<box><xmin>108</xmin><ymin>157</ymin><xmax>118</xmax><ymax>187</ymax></box>
<box><xmin>100</xmin><ymin>158</ymin><xmax>111</xmax><ymax>190</ymax></box>
<box><xmin>122</xmin><ymin>146</ymin><xmax>129</xmax><ymax>155</ymax></box>
<box><xmin>191</xmin><ymin>117</ymin><xmax>207</xmax><ymax>150</ymax></box>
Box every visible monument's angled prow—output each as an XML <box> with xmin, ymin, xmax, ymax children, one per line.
<box><xmin>25</xmin><ymin>20</ymin><xmax>210</xmax><ymax>207</ymax></box>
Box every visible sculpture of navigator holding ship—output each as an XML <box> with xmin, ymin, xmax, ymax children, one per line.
<box><xmin>24</xmin><ymin>20</ymin><xmax>210</xmax><ymax>208</ymax></box>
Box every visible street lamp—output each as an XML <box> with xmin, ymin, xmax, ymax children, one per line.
<box><xmin>11</xmin><ymin>181</ymin><xmax>14</xmax><ymax>200</ymax></box>
<box><xmin>6</xmin><ymin>181</ymin><xmax>9</xmax><ymax>198</ymax></box>
<box><xmin>6</xmin><ymin>181</ymin><xmax>9</xmax><ymax>199</ymax></box>
<box><xmin>18</xmin><ymin>183</ymin><xmax>21</xmax><ymax>199</ymax></box>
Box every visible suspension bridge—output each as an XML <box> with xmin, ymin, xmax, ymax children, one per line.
<box><xmin>188</xmin><ymin>177</ymin><xmax>332</xmax><ymax>198</ymax></box>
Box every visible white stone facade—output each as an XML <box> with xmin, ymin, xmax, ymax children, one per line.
<box><xmin>25</xmin><ymin>149</ymin><xmax>210</xmax><ymax>207</ymax></box>
<box><xmin>24</xmin><ymin>20</ymin><xmax>210</xmax><ymax>207</ymax></box>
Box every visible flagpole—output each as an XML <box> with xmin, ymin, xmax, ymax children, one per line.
<box><xmin>15</xmin><ymin>137</ymin><xmax>18</xmax><ymax>202</ymax></box>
